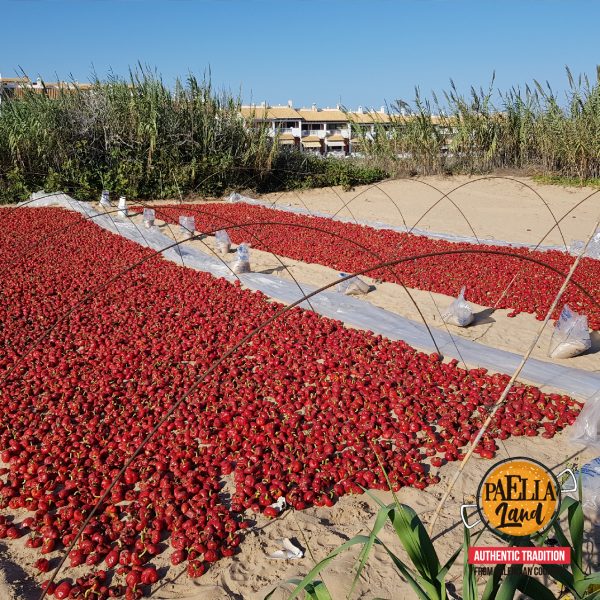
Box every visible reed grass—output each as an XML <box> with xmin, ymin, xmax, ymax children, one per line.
<box><xmin>351</xmin><ymin>67</ymin><xmax>600</xmax><ymax>181</ymax></box>
<box><xmin>0</xmin><ymin>68</ymin><xmax>383</xmax><ymax>203</ymax></box>
<box><xmin>2</xmin><ymin>66</ymin><xmax>599</xmax><ymax>203</ymax></box>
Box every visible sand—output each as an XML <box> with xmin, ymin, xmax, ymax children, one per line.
<box><xmin>254</xmin><ymin>174</ymin><xmax>600</xmax><ymax>249</ymax></box>
<box><xmin>154</xmin><ymin>433</ymin><xmax>599</xmax><ymax>600</ymax></box>
<box><xmin>1</xmin><ymin>176</ymin><xmax>600</xmax><ymax>599</ymax></box>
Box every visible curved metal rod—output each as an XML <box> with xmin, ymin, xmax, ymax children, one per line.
<box><xmin>133</xmin><ymin>208</ymin><xmax>445</xmax><ymax>355</ymax></box>
<box><xmin>534</xmin><ymin>187</ymin><xmax>600</xmax><ymax>249</ymax></box>
<box><xmin>0</xmin><ymin>195</ymin><xmax>319</xmax><ymax>313</ymax></box>
<box><xmin>137</xmin><ymin>204</ymin><xmax>317</xmax><ymax>313</ymax></box>
<box><xmin>204</xmin><ymin>184</ymin><xmax>444</xmax><ymax>352</ymax></box>
<box><xmin>0</xmin><ymin>190</ymin><xmax>83</xmax><ymax>222</ymax></box>
<box><xmin>468</xmin><ymin>182</ymin><xmax>600</xmax><ymax>326</ymax></box>
<box><xmin>407</xmin><ymin>175</ymin><xmax>568</xmax><ymax>249</ymax></box>
<box><xmin>292</xmin><ymin>175</ymin><xmax>590</xmax><ymax>342</ymax></box>
<box><xmin>37</xmin><ymin>245</ymin><xmax>599</xmax><ymax>599</ymax></box>
<box><xmin>327</xmin><ymin>184</ymin><xmax>363</xmax><ymax>226</ymax></box>
<box><xmin>0</xmin><ymin>201</ymin><xmax>441</xmax><ymax>355</ymax></box>
<box><xmin>236</xmin><ymin>171</ymin><xmax>353</xmax><ymax>224</ymax></box>
<box><xmin>329</xmin><ymin>178</ymin><xmax>479</xmax><ymax>243</ymax></box>
<box><xmin>5</xmin><ymin>217</ymin><xmax>600</xmax><ymax>391</ymax></box>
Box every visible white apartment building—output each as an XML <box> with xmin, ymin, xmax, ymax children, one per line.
<box><xmin>240</xmin><ymin>102</ymin><xmax>394</xmax><ymax>156</ymax></box>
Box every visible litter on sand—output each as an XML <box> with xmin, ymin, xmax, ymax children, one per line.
<box><xmin>268</xmin><ymin>538</ymin><xmax>303</xmax><ymax>560</ymax></box>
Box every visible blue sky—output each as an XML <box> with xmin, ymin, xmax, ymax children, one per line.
<box><xmin>2</xmin><ymin>0</ymin><xmax>598</xmax><ymax>110</ymax></box>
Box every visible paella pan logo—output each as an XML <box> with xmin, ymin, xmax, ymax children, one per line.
<box><xmin>477</xmin><ymin>457</ymin><xmax>561</xmax><ymax>537</ymax></box>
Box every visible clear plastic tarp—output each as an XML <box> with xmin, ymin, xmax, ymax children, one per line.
<box><xmin>22</xmin><ymin>192</ymin><xmax>600</xmax><ymax>400</ymax></box>
<box><xmin>570</xmin><ymin>229</ymin><xmax>600</xmax><ymax>259</ymax></box>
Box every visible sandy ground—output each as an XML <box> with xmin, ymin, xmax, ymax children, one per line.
<box><xmin>253</xmin><ymin>175</ymin><xmax>600</xmax><ymax>249</ymax></box>
<box><xmin>2</xmin><ymin>176</ymin><xmax>600</xmax><ymax>599</ymax></box>
<box><xmin>151</xmin><ymin>433</ymin><xmax>600</xmax><ymax>600</ymax></box>
<box><xmin>1</xmin><ymin>436</ymin><xmax>598</xmax><ymax>600</ymax></box>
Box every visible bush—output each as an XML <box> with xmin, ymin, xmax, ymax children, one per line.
<box><xmin>258</xmin><ymin>151</ymin><xmax>387</xmax><ymax>193</ymax></box>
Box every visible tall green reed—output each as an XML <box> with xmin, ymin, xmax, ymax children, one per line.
<box><xmin>350</xmin><ymin>67</ymin><xmax>600</xmax><ymax>181</ymax></box>
<box><xmin>0</xmin><ymin>68</ymin><xmax>278</xmax><ymax>202</ymax></box>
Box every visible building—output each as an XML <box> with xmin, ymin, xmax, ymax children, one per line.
<box><xmin>240</xmin><ymin>102</ymin><xmax>395</xmax><ymax>156</ymax></box>
<box><xmin>0</xmin><ymin>76</ymin><xmax>93</xmax><ymax>103</ymax></box>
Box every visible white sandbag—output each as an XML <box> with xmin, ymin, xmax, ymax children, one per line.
<box><xmin>179</xmin><ymin>215</ymin><xmax>195</xmax><ymax>238</ymax></box>
<box><xmin>118</xmin><ymin>196</ymin><xmax>127</xmax><ymax>218</ymax></box>
<box><xmin>575</xmin><ymin>457</ymin><xmax>600</xmax><ymax>518</ymax></box>
<box><xmin>570</xmin><ymin>393</ymin><xmax>600</xmax><ymax>449</ymax></box>
<box><xmin>228</xmin><ymin>192</ymin><xmax>242</xmax><ymax>203</ymax></box>
<box><xmin>143</xmin><ymin>208</ymin><xmax>155</xmax><ymax>228</ymax></box>
<box><xmin>215</xmin><ymin>230</ymin><xmax>231</xmax><ymax>254</ymax></box>
<box><xmin>100</xmin><ymin>190</ymin><xmax>111</xmax><ymax>207</ymax></box>
<box><xmin>232</xmin><ymin>243</ymin><xmax>251</xmax><ymax>273</ymax></box>
<box><xmin>337</xmin><ymin>272</ymin><xmax>370</xmax><ymax>295</ymax></box>
<box><xmin>22</xmin><ymin>192</ymin><xmax>600</xmax><ymax>400</ymax></box>
<box><xmin>548</xmin><ymin>305</ymin><xmax>591</xmax><ymax>359</ymax></box>
<box><xmin>442</xmin><ymin>286</ymin><xmax>474</xmax><ymax>327</ymax></box>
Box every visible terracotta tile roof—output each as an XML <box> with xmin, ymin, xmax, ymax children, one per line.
<box><xmin>239</xmin><ymin>104</ymin><xmax>449</xmax><ymax>127</ymax></box>
<box><xmin>347</xmin><ymin>111</ymin><xmax>393</xmax><ymax>124</ymax></box>
<box><xmin>0</xmin><ymin>77</ymin><xmax>30</xmax><ymax>84</ymax></box>
<box><xmin>240</xmin><ymin>106</ymin><xmax>301</xmax><ymax>120</ymax></box>
<box><xmin>297</xmin><ymin>109</ymin><xmax>347</xmax><ymax>122</ymax></box>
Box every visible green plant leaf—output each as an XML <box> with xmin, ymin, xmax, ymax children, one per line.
<box><xmin>567</xmin><ymin>498</ymin><xmax>584</xmax><ymax>581</ymax></box>
<box><xmin>274</xmin><ymin>535</ymin><xmax>371</xmax><ymax>600</ymax></box>
<box><xmin>494</xmin><ymin>569</ymin><xmax>524</xmax><ymax>600</ymax></box>
<box><xmin>481</xmin><ymin>563</ymin><xmax>506</xmax><ymax>600</ymax></box>
<box><xmin>534</xmin><ymin>495</ymin><xmax>579</xmax><ymax>548</ymax></box>
<box><xmin>265</xmin><ymin>579</ymin><xmax>333</xmax><ymax>600</ymax></box>
<box><xmin>373</xmin><ymin>538</ymin><xmax>434</xmax><ymax>600</ymax></box>
<box><xmin>552</xmin><ymin>518</ymin><xmax>572</xmax><ymax>550</ymax></box>
<box><xmin>581</xmin><ymin>572</ymin><xmax>600</xmax><ymax>587</ymax></box>
<box><xmin>515</xmin><ymin>574</ymin><xmax>558</xmax><ymax>599</ymax></box>
<box><xmin>387</xmin><ymin>504</ymin><xmax>442</xmax><ymax>584</ymax></box>
<box><xmin>348</xmin><ymin>504</ymin><xmax>397</xmax><ymax>599</ymax></box>
<box><xmin>574</xmin><ymin>571</ymin><xmax>600</xmax><ymax>597</ymax></box>
<box><xmin>462</xmin><ymin>526</ymin><xmax>478</xmax><ymax>600</ymax></box>
<box><xmin>437</xmin><ymin>542</ymin><xmax>462</xmax><ymax>583</ymax></box>
<box><xmin>361</xmin><ymin>486</ymin><xmax>387</xmax><ymax>510</ymax></box>
<box><xmin>304</xmin><ymin>581</ymin><xmax>333</xmax><ymax>600</ymax></box>
<box><xmin>540</xmin><ymin>563</ymin><xmax>575</xmax><ymax>591</ymax></box>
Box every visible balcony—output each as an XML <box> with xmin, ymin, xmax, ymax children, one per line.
<box><xmin>301</xmin><ymin>130</ymin><xmax>326</xmax><ymax>139</ymax></box>
<box><xmin>326</xmin><ymin>128</ymin><xmax>350</xmax><ymax>137</ymax></box>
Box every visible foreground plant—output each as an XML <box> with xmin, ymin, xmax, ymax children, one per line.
<box><xmin>269</xmin><ymin>492</ymin><xmax>600</xmax><ymax>600</ymax></box>
<box><xmin>265</xmin><ymin>500</ymin><xmax>462</xmax><ymax>600</ymax></box>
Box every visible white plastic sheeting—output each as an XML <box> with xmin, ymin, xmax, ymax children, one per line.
<box><xmin>571</xmin><ymin>229</ymin><xmax>600</xmax><ymax>259</ymax></box>
<box><xmin>228</xmin><ymin>192</ymin><xmax>570</xmax><ymax>253</ymax></box>
<box><xmin>22</xmin><ymin>192</ymin><xmax>600</xmax><ymax>400</ymax></box>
